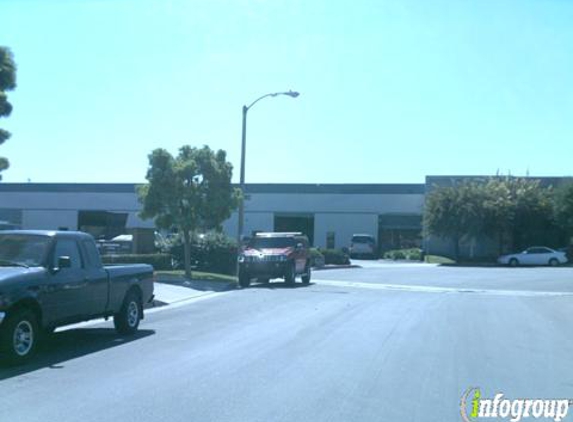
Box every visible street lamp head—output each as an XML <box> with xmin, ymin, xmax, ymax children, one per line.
<box><xmin>286</xmin><ymin>90</ymin><xmax>300</xmax><ymax>98</ymax></box>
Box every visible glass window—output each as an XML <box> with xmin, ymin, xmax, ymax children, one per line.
<box><xmin>0</xmin><ymin>234</ymin><xmax>51</xmax><ymax>267</ymax></box>
<box><xmin>53</xmin><ymin>239</ymin><xmax>83</xmax><ymax>269</ymax></box>
<box><xmin>249</xmin><ymin>237</ymin><xmax>295</xmax><ymax>249</ymax></box>
<box><xmin>82</xmin><ymin>240</ymin><xmax>102</xmax><ymax>268</ymax></box>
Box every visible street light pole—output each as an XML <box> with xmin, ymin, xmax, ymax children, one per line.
<box><xmin>238</xmin><ymin>105</ymin><xmax>247</xmax><ymax>248</ymax></box>
<box><xmin>236</xmin><ymin>90</ymin><xmax>299</xmax><ymax>248</ymax></box>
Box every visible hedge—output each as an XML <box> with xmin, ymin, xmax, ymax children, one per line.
<box><xmin>166</xmin><ymin>232</ymin><xmax>238</xmax><ymax>275</ymax></box>
<box><xmin>383</xmin><ymin>248</ymin><xmax>422</xmax><ymax>261</ymax></box>
<box><xmin>309</xmin><ymin>248</ymin><xmax>325</xmax><ymax>267</ymax></box>
<box><xmin>319</xmin><ymin>248</ymin><xmax>350</xmax><ymax>265</ymax></box>
<box><xmin>101</xmin><ymin>254</ymin><xmax>173</xmax><ymax>271</ymax></box>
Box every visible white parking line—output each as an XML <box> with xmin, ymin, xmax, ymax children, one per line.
<box><xmin>313</xmin><ymin>279</ymin><xmax>573</xmax><ymax>297</ymax></box>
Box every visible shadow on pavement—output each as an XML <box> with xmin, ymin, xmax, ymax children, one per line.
<box><xmin>0</xmin><ymin>328</ymin><xmax>155</xmax><ymax>380</ymax></box>
<box><xmin>247</xmin><ymin>281</ymin><xmax>314</xmax><ymax>290</ymax></box>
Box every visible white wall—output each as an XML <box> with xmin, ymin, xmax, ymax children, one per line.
<box><xmin>244</xmin><ymin>212</ymin><xmax>274</xmax><ymax>236</ymax></box>
<box><xmin>1</xmin><ymin>188</ymin><xmax>424</xmax><ymax>240</ymax></box>
<box><xmin>245</xmin><ymin>193</ymin><xmax>423</xmax><ymax>214</ymax></box>
<box><xmin>22</xmin><ymin>210</ymin><xmax>78</xmax><ymax>230</ymax></box>
<box><xmin>0</xmin><ymin>192</ymin><xmax>140</xmax><ymax>210</ymax></box>
<box><xmin>314</xmin><ymin>213</ymin><xmax>378</xmax><ymax>248</ymax></box>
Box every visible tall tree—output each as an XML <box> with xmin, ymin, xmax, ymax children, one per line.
<box><xmin>554</xmin><ymin>181</ymin><xmax>573</xmax><ymax>242</ymax></box>
<box><xmin>424</xmin><ymin>181</ymin><xmax>486</xmax><ymax>260</ymax></box>
<box><xmin>137</xmin><ymin>145</ymin><xmax>240</xmax><ymax>278</ymax></box>
<box><xmin>0</xmin><ymin>47</ymin><xmax>16</xmax><ymax>177</ymax></box>
<box><xmin>425</xmin><ymin>177</ymin><xmax>555</xmax><ymax>260</ymax></box>
<box><xmin>508</xmin><ymin>178</ymin><xmax>554</xmax><ymax>250</ymax></box>
<box><xmin>483</xmin><ymin>177</ymin><xmax>554</xmax><ymax>251</ymax></box>
<box><xmin>481</xmin><ymin>178</ymin><xmax>515</xmax><ymax>255</ymax></box>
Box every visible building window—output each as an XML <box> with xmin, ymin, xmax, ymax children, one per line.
<box><xmin>326</xmin><ymin>231</ymin><xmax>335</xmax><ymax>249</ymax></box>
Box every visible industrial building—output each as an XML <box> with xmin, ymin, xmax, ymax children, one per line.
<box><xmin>0</xmin><ymin>182</ymin><xmax>425</xmax><ymax>253</ymax></box>
<box><xmin>1</xmin><ymin>176</ymin><xmax>567</xmax><ymax>258</ymax></box>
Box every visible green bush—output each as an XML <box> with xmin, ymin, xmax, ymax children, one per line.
<box><xmin>383</xmin><ymin>248</ymin><xmax>422</xmax><ymax>261</ymax></box>
<box><xmin>309</xmin><ymin>248</ymin><xmax>325</xmax><ymax>267</ymax></box>
<box><xmin>319</xmin><ymin>248</ymin><xmax>350</xmax><ymax>265</ymax></box>
<box><xmin>102</xmin><ymin>253</ymin><xmax>173</xmax><ymax>270</ymax></box>
<box><xmin>166</xmin><ymin>231</ymin><xmax>238</xmax><ymax>275</ymax></box>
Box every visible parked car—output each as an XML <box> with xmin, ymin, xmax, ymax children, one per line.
<box><xmin>0</xmin><ymin>230</ymin><xmax>154</xmax><ymax>364</ymax></box>
<box><xmin>96</xmin><ymin>234</ymin><xmax>133</xmax><ymax>255</ymax></box>
<box><xmin>237</xmin><ymin>232</ymin><xmax>311</xmax><ymax>288</ymax></box>
<box><xmin>497</xmin><ymin>246</ymin><xmax>568</xmax><ymax>267</ymax></box>
<box><xmin>349</xmin><ymin>234</ymin><xmax>377</xmax><ymax>259</ymax></box>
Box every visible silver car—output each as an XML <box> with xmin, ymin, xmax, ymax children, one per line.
<box><xmin>498</xmin><ymin>246</ymin><xmax>568</xmax><ymax>267</ymax></box>
<box><xmin>350</xmin><ymin>234</ymin><xmax>377</xmax><ymax>259</ymax></box>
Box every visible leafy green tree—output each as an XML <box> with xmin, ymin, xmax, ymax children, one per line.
<box><xmin>425</xmin><ymin>177</ymin><xmax>555</xmax><ymax>260</ymax></box>
<box><xmin>424</xmin><ymin>181</ymin><xmax>486</xmax><ymax>260</ymax></box>
<box><xmin>137</xmin><ymin>145</ymin><xmax>241</xmax><ymax>278</ymax></box>
<box><xmin>0</xmin><ymin>47</ymin><xmax>17</xmax><ymax>177</ymax></box>
<box><xmin>554</xmin><ymin>181</ymin><xmax>573</xmax><ymax>242</ymax></box>
<box><xmin>481</xmin><ymin>178</ymin><xmax>515</xmax><ymax>254</ymax></box>
<box><xmin>482</xmin><ymin>177</ymin><xmax>554</xmax><ymax>251</ymax></box>
<box><xmin>509</xmin><ymin>178</ymin><xmax>554</xmax><ymax>250</ymax></box>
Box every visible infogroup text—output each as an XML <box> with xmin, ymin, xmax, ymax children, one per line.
<box><xmin>460</xmin><ymin>388</ymin><xmax>571</xmax><ymax>422</ymax></box>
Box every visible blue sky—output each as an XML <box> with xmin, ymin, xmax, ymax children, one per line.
<box><xmin>1</xmin><ymin>0</ymin><xmax>572</xmax><ymax>184</ymax></box>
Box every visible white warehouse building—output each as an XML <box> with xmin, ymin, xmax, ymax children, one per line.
<box><xmin>0</xmin><ymin>183</ymin><xmax>425</xmax><ymax>252</ymax></box>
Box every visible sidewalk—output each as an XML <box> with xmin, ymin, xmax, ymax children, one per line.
<box><xmin>151</xmin><ymin>283</ymin><xmax>214</xmax><ymax>306</ymax></box>
<box><xmin>151</xmin><ymin>276</ymin><xmax>237</xmax><ymax>307</ymax></box>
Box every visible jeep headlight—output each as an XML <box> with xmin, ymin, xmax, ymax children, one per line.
<box><xmin>238</xmin><ymin>254</ymin><xmax>246</xmax><ymax>263</ymax></box>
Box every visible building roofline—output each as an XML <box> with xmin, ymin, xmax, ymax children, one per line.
<box><xmin>0</xmin><ymin>183</ymin><xmax>426</xmax><ymax>195</ymax></box>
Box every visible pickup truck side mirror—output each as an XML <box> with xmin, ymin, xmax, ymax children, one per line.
<box><xmin>57</xmin><ymin>256</ymin><xmax>71</xmax><ymax>270</ymax></box>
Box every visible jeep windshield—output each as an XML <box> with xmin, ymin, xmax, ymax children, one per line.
<box><xmin>248</xmin><ymin>237</ymin><xmax>295</xmax><ymax>249</ymax></box>
<box><xmin>0</xmin><ymin>234</ymin><xmax>51</xmax><ymax>267</ymax></box>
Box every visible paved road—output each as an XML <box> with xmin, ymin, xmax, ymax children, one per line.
<box><xmin>2</xmin><ymin>267</ymin><xmax>573</xmax><ymax>422</ymax></box>
<box><xmin>334</xmin><ymin>260</ymin><xmax>573</xmax><ymax>293</ymax></box>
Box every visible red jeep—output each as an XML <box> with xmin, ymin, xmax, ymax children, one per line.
<box><xmin>238</xmin><ymin>232</ymin><xmax>311</xmax><ymax>288</ymax></box>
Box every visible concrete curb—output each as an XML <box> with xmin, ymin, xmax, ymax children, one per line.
<box><xmin>312</xmin><ymin>264</ymin><xmax>361</xmax><ymax>271</ymax></box>
<box><xmin>155</xmin><ymin>276</ymin><xmax>237</xmax><ymax>293</ymax></box>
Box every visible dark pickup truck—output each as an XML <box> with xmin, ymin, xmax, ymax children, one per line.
<box><xmin>0</xmin><ymin>230</ymin><xmax>154</xmax><ymax>363</ymax></box>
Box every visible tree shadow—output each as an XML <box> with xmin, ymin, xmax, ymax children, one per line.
<box><xmin>247</xmin><ymin>280</ymin><xmax>314</xmax><ymax>290</ymax></box>
<box><xmin>0</xmin><ymin>328</ymin><xmax>155</xmax><ymax>380</ymax></box>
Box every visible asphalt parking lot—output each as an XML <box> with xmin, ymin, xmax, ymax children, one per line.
<box><xmin>315</xmin><ymin>260</ymin><xmax>573</xmax><ymax>295</ymax></box>
<box><xmin>3</xmin><ymin>262</ymin><xmax>573</xmax><ymax>422</ymax></box>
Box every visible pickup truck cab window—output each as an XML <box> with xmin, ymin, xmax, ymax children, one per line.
<box><xmin>81</xmin><ymin>239</ymin><xmax>102</xmax><ymax>268</ymax></box>
<box><xmin>52</xmin><ymin>239</ymin><xmax>83</xmax><ymax>269</ymax></box>
<box><xmin>0</xmin><ymin>233</ymin><xmax>51</xmax><ymax>267</ymax></box>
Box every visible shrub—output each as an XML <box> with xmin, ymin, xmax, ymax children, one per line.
<box><xmin>319</xmin><ymin>248</ymin><xmax>350</xmax><ymax>265</ymax></box>
<box><xmin>166</xmin><ymin>231</ymin><xmax>238</xmax><ymax>275</ymax></box>
<box><xmin>309</xmin><ymin>248</ymin><xmax>325</xmax><ymax>267</ymax></box>
<box><xmin>102</xmin><ymin>254</ymin><xmax>173</xmax><ymax>270</ymax></box>
<box><xmin>383</xmin><ymin>248</ymin><xmax>422</xmax><ymax>261</ymax></box>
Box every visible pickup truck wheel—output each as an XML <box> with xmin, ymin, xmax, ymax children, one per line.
<box><xmin>114</xmin><ymin>291</ymin><xmax>141</xmax><ymax>335</ymax></box>
<box><xmin>0</xmin><ymin>309</ymin><xmax>39</xmax><ymax>365</ymax></box>
<box><xmin>302</xmin><ymin>265</ymin><xmax>311</xmax><ymax>284</ymax></box>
